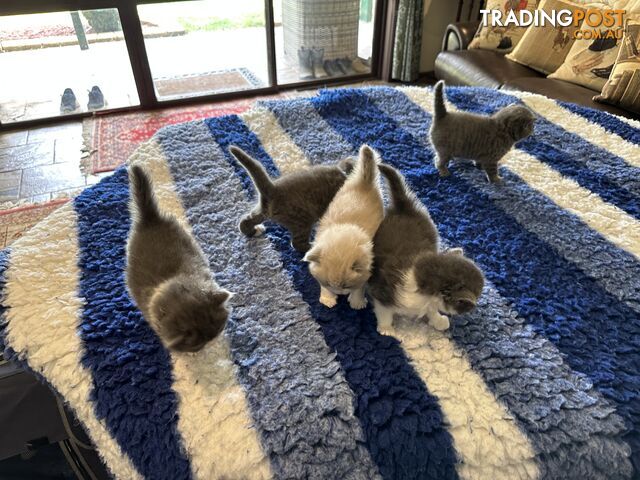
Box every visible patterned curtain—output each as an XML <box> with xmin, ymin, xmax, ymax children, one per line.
<box><xmin>392</xmin><ymin>0</ymin><xmax>424</xmax><ymax>82</ymax></box>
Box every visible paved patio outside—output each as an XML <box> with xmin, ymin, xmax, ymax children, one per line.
<box><xmin>1</xmin><ymin>18</ymin><xmax>373</xmax><ymax>124</ymax></box>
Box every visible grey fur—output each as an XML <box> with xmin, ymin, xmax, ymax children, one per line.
<box><xmin>126</xmin><ymin>164</ymin><xmax>231</xmax><ymax>353</ymax></box>
<box><xmin>229</xmin><ymin>146</ymin><xmax>352</xmax><ymax>252</ymax></box>
<box><xmin>429</xmin><ymin>80</ymin><xmax>536</xmax><ymax>183</ymax></box>
<box><xmin>369</xmin><ymin>163</ymin><xmax>484</xmax><ymax>313</ymax></box>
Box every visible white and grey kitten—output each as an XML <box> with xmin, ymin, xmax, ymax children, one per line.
<box><xmin>126</xmin><ymin>164</ymin><xmax>232</xmax><ymax>353</ymax></box>
<box><xmin>429</xmin><ymin>80</ymin><xmax>535</xmax><ymax>183</ymax></box>
<box><xmin>304</xmin><ymin>145</ymin><xmax>384</xmax><ymax>310</ymax></box>
<box><xmin>368</xmin><ymin>164</ymin><xmax>484</xmax><ymax>336</ymax></box>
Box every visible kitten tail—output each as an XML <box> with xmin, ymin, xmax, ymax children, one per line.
<box><xmin>229</xmin><ymin>146</ymin><xmax>275</xmax><ymax>199</ymax></box>
<box><xmin>129</xmin><ymin>164</ymin><xmax>161</xmax><ymax>224</ymax></box>
<box><xmin>352</xmin><ymin>145</ymin><xmax>379</xmax><ymax>185</ymax></box>
<box><xmin>379</xmin><ymin>163</ymin><xmax>416</xmax><ymax>212</ymax></box>
<box><xmin>433</xmin><ymin>81</ymin><xmax>448</xmax><ymax>121</ymax></box>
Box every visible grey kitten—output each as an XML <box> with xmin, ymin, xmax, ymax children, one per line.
<box><xmin>368</xmin><ymin>164</ymin><xmax>485</xmax><ymax>335</ymax></box>
<box><xmin>429</xmin><ymin>80</ymin><xmax>535</xmax><ymax>183</ymax></box>
<box><xmin>229</xmin><ymin>146</ymin><xmax>353</xmax><ymax>252</ymax></box>
<box><xmin>126</xmin><ymin>164</ymin><xmax>232</xmax><ymax>353</ymax></box>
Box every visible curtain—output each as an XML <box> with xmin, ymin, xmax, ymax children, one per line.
<box><xmin>392</xmin><ymin>0</ymin><xmax>424</xmax><ymax>82</ymax></box>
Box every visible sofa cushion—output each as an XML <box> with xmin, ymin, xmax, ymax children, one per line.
<box><xmin>594</xmin><ymin>20</ymin><xmax>640</xmax><ymax>114</ymax></box>
<box><xmin>435</xmin><ymin>50</ymin><xmax>543</xmax><ymax>88</ymax></box>
<box><xmin>502</xmin><ymin>76</ymin><xmax>639</xmax><ymax>117</ymax></box>
<box><xmin>469</xmin><ymin>0</ymin><xmax>539</xmax><ymax>53</ymax></box>
<box><xmin>506</xmin><ymin>0</ymin><xmax>588</xmax><ymax>75</ymax></box>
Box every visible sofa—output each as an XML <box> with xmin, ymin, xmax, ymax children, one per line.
<box><xmin>434</xmin><ymin>21</ymin><xmax>640</xmax><ymax>120</ymax></box>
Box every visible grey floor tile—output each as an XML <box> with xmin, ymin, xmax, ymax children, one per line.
<box><xmin>20</xmin><ymin>162</ymin><xmax>85</xmax><ymax>198</ymax></box>
<box><xmin>0</xmin><ymin>130</ymin><xmax>29</xmax><ymax>149</ymax></box>
<box><xmin>0</xmin><ymin>170</ymin><xmax>22</xmax><ymax>202</ymax></box>
<box><xmin>28</xmin><ymin>122</ymin><xmax>82</xmax><ymax>144</ymax></box>
<box><xmin>0</xmin><ymin>141</ymin><xmax>55</xmax><ymax>172</ymax></box>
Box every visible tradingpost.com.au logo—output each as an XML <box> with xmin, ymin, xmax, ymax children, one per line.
<box><xmin>480</xmin><ymin>8</ymin><xmax>627</xmax><ymax>39</ymax></box>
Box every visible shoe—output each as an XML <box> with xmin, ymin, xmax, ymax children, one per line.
<box><xmin>297</xmin><ymin>48</ymin><xmax>314</xmax><ymax>80</ymax></box>
<box><xmin>324</xmin><ymin>59</ymin><xmax>344</xmax><ymax>77</ymax></box>
<box><xmin>60</xmin><ymin>88</ymin><xmax>79</xmax><ymax>114</ymax></box>
<box><xmin>337</xmin><ymin>58</ymin><xmax>355</xmax><ymax>75</ymax></box>
<box><xmin>351</xmin><ymin>58</ymin><xmax>370</xmax><ymax>74</ymax></box>
<box><xmin>311</xmin><ymin>48</ymin><xmax>328</xmax><ymax>79</ymax></box>
<box><xmin>87</xmin><ymin>86</ymin><xmax>105</xmax><ymax>110</ymax></box>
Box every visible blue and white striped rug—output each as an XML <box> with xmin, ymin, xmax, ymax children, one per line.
<box><xmin>1</xmin><ymin>86</ymin><xmax>639</xmax><ymax>480</ymax></box>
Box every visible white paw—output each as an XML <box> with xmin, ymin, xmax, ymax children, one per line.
<box><xmin>320</xmin><ymin>294</ymin><xmax>337</xmax><ymax>308</ymax></box>
<box><xmin>348</xmin><ymin>294</ymin><xmax>367</xmax><ymax>310</ymax></box>
<box><xmin>253</xmin><ymin>224</ymin><xmax>266</xmax><ymax>236</ymax></box>
<box><xmin>377</xmin><ymin>326</ymin><xmax>395</xmax><ymax>337</ymax></box>
<box><xmin>431</xmin><ymin>313</ymin><xmax>450</xmax><ymax>331</ymax></box>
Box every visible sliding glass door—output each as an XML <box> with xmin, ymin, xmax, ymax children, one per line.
<box><xmin>137</xmin><ymin>0</ymin><xmax>270</xmax><ymax>101</ymax></box>
<box><xmin>0</xmin><ymin>9</ymin><xmax>139</xmax><ymax>124</ymax></box>
<box><xmin>0</xmin><ymin>0</ymin><xmax>382</xmax><ymax>127</ymax></box>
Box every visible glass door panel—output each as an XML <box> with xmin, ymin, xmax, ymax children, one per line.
<box><xmin>0</xmin><ymin>9</ymin><xmax>139</xmax><ymax>124</ymax></box>
<box><xmin>138</xmin><ymin>0</ymin><xmax>270</xmax><ymax>101</ymax></box>
<box><xmin>275</xmin><ymin>0</ymin><xmax>376</xmax><ymax>85</ymax></box>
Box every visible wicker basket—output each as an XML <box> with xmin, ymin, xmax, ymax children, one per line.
<box><xmin>282</xmin><ymin>0</ymin><xmax>360</xmax><ymax>63</ymax></box>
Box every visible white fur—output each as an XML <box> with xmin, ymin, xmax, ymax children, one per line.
<box><xmin>402</xmin><ymin>86</ymin><xmax>640</xmax><ymax>260</ymax></box>
<box><xmin>373</xmin><ymin>270</ymin><xmax>450</xmax><ymax>336</ymax></box>
<box><xmin>138</xmin><ymin>139</ymin><xmax>272</xmax><ymax>479</ymax></box>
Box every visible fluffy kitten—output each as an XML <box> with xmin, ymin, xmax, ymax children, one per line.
<box><xmin>429</xmin><ymin>80</ymin><xmax>535</xmax><ymax>183</ymax></box>
<box><xmin>126</xmin><ymin>165</ymin><xmax>232</xmax><ymax>353</ymax></box>
<box><xmin>304</xmin><ymin>145</ymin><xmax>384</xmax><ymax>310</ymax></box>
<box><xmin>229</xmin><ymin>146</ymin><xmax>353</xmax><ymax>252</ymax></box>
<box><xmin>369</xmin><ymin>164</ymin><xmax>484</xmax><ymax>335</ymax></box>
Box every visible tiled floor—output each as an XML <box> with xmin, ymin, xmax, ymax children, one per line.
<box><xmin>0</xmin><ymin>121</ymin><xmax>107</xmax><ymax>205</ymax></box>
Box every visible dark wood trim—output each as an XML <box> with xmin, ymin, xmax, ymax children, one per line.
<box><xmin>264</xmin><ymin>0</ymin><xmax>278</xmax><ymax>87</ymax></box>
<box><xmin>117</xmin><ymin>2</ymin><xmax>157</xmax><ymax>107</ymax></box>
<box><xmin>379</xmin><ymin>0</ymin><xmax>397</xmax><ymax>82</ymax></box>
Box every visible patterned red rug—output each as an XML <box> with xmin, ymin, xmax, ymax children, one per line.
<box><xmin>82</xmin><ymin>98</ymin><xmax>255</xmax><ymax>174</ymax></box>
<box><xmin>0</xmin><ymin>199</ymin><xmax>69</xmax><ymax>248</ymax></box>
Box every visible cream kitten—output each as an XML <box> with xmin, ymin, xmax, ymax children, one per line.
<box><xmin>303</xmin><ymin>145</ymin><xmax>384</xmax><ymax>309</ymax></box>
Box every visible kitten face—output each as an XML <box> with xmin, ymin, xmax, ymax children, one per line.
<box><xmin>413</xmin><ymin>251</ymin><xmax>484</xmax><ymax>315</ymax></box>
<box><xmin>497</xmin><ymin>105</ymin><xmax>536</xmax><ymax>141</ymax></box>
<box><xmin>149</xmin><ymin>278</ymin><xmax>231</xmax><ymax>353</ymax></box>
<box><xmin>304</xmin><ymin>225</ymin><xmax>372</xmax><ymax>295</ymax></box>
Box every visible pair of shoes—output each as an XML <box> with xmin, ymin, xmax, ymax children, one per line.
<box><xmin>323</xmin><ymin>59</ymin><xmax>346</xmax><ymax>77</ymax></box>
<box><xmin>323</xmin><ymin>57</ymin><xmax>368</xmax><ymax>76</ymax></box>
<box><xmin>298</xmin><ymin>47</ymin><xmax>328</xmax><ymax>80</ymax></box>
<box><xmin>351</xmin><ymin>58</ymin><xmax>370</xmax><ymax>74</ymax></box>
<box><xmin>60</xmin><ymin>88</ymin><xmax>80</xmax><ymax>113</ymax></box>
<box><xmin>60</xmin><ymin>86</ymin><xmax>105</xmax><ymax>114</ymax></box>
<box><xmin>87</xmin><ymin>86</ymin><xmax>106</xmax><ymax>110</ymax></box>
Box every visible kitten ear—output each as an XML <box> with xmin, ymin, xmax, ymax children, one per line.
<box><xmin>303</xmin><ymin>248</ymin><xmax>321</xmax><ymax>263</ymax></box>
<box><xmin>351</xmin><ymin>257</ymin><xmax>369</xmax><ymax>274</ymax></box>
<box><xmin>212</xmin><ymin>290</ymin><xmax>233</xmax><ymax>304</ymax></box>
<box><xmin>447</xmin><ymin>247</ymin><xmax>464</xmax><ymax>256</ymax></box>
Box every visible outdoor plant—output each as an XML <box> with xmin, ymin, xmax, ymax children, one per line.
<box><xmin>82</xmin><ymin>9</ymin><xmax>121</xmax><ymax>33</ymax></box>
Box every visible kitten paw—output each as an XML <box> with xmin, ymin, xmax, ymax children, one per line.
<box><xmin>348</xmin><ymin>294</ymin><xmax>367</xmax><ymax>310</ymax></box>
<box><xmin>320</xmin><ymin>295</ymin><xmax>337</xmax><ymax>308</ymax></box>
<box><xmin>377</xmin><ymin>326</ymin><xmax>395</xmax><ymax>337</ymax></box>
<box><xmin>253</xmin><ymin>225</ymin><xmax>266</xmax><ymax>236</ymax></box>
<box><xmin>431</xmin><ymin>314</ymin><xmax>450</xmax><ymax>331</ymax></box>
<box><xmin>438</xmin><ymin>168</ymin><xmax>451</xmax><ymax>177</ymax></box>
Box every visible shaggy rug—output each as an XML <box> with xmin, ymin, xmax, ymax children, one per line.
<box><xmin>1</xmin><ymin>85</ymin><xmax>640</xmax><ymax>480</ymax></box>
